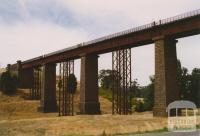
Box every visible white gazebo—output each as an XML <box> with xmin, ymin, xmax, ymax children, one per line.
<box><xmin>166</xmin><ymin>100</ymin><xmax>197</xmax><ymax>132</ymax></box>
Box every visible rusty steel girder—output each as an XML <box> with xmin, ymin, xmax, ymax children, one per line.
<box><xmin>58</xmin><ymin>60</ymin><xmax>75</xmax><ymax>116</ymax></box>
<box><xmin>30</xmin><ymin>67</ymin><xmax>42</xmax><ymax>100</ymax></box>
<box><xmin>112</xmin><ymin>48</ymin><xmax>132</xmax><ymax>115</ymax></box>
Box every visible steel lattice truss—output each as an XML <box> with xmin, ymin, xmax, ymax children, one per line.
<box><xmin>30</xmin><ymin>67</ymin><xmax>42</xmax><ymax>99</ymax></box>
<box><xmin>58</xmin><ymin>60</ymin><xmax>74</xmax><ymax>116</ymax></box>
<box><xmin>112</xmin><ymin>48</ymin><xmax>132</xmax><ymax>115</ymax></box>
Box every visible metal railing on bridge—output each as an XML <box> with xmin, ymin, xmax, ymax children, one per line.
<box><xmin>83</xmin><ymin>9</ymin><xmax>200</xmax><ymax>46</ymax></box>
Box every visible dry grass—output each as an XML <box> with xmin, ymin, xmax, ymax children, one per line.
<box><xmin>0</xmin><ymin>91</ymin><xmax>57</xmax><ymax>121</ymax></box>
<box><xmin>0</xmin><ymin>113</ymin><xmax>168</xmax><ymax>136</ymax></box>
<box><xmin>0</xmin><ymin>91</ymin><xmax>200</xmax><ymax>136</ymax></box>
<box><xmin>0</xmin><ymin>90</ymin><xmax>164</xmax><ymax>136</ymax></box>
<box><xmin>0</xmin><ymin>89</ymin><xmax>112</xmax><ymax>121</ymax></box>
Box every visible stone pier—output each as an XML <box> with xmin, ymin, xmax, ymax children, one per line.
<box><xmin>80</xmin><ymin>54</ymin><xmax>100</xmax><ymax>114</ymax></box>
<box><xmin>153</xmin><ymin>36</ymin><xmax>180</xmax><ymax>117</ymax></box>
<box><xmin>38</xmin><ymin>63</ymin><xmax>57</xmax><ymax>112</ymax></box>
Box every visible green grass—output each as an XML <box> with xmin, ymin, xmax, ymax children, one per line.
<box><xmin>63</xmin><ymin>134</ymin><xmax>92</xmax><ymax>136</ymax></box>
<box><xmin>117</xmin><ymin>125</ymin><xmax>200</xmax><ymax>136</ymax></box>
<box><xmin>197</xmin><ymin>124</ymin><xmax>200</xmax><ymax>129</ymax></box>
<box><xmin>114</xmin><ymin>127</ymin><xmax>168</xmax><ymax>136</ymax></box>
<box><xmin>99</xmin><ymin>88</ymin><xmax>112</xmax><ymax>101</ymax></box>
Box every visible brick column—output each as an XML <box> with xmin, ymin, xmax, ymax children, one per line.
<box><xmin>38</xmin><ymin>63</ymin><xmax>57</xmax><ymax>112</ymax></box>
<box><xmin>80</xmin><ymin>54</ymin><xmax>100</xmax><ymax>114</ymax></box>
<box><xmin>153</xmin><ymin>36</ymin><xmax>180</xmax><ymax>117</ymax></box>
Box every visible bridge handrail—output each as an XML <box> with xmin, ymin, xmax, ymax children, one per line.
<box><xmin>22</xmin><ymin>56</ymin><xmax>43</xmax><ymax>65</ymax></box>
<box><xmin>83</xmin><ymin>9</ymin><xmax>200</xmax><ymax>46</ymax></box>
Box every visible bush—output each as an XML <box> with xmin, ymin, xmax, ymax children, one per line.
<box><xmin>67</xmin><ymin>74</ymin><xmax>77</xmax><ymax>94</ymax></box>
<box><xmin>99</xmin><ymin>87</ymin><xmax>112</xmax><ymax>101</ymax></box>
<box><xmin>135</xmin><ymin>100</ymin><xmax>145</xmax><ymax>112</ymax></box>
<box><xmin>0</xmin><ymin>71</ymin><xmax>18</xmax><ymax>95</ymax></box>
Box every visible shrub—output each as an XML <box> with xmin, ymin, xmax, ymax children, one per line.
<box><xmin>134</xmin><ymin>100</ymin><xmax>145</xmax><ymax>112</ymax></box>
<box><xmin>0</xmin><ymin>71</ymin><xmax>18</xmax><ymax>95</ymax></box>
<box><xmin>99</xmin><ymin>87</ymin><xmax>112</xmax><ymax>101</ymax></box>
<box><xmin>67</xmin><ymin>74</ymin><xmax>77</xmax><ymax>94</ymax></box>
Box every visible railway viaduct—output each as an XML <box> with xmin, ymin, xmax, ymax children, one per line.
<box><xmin>7</xmin><ymin>9</ymin><xmax>200</xmax><ymax>116</ymax></box>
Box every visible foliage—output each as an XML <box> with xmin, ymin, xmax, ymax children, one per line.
<box><xmin>132</xmin><ymin>76</ymin><xmax>154</xmax><ymax>112</ymax></box>
<box><xmin>67</xmin><ymin>74</ymin><xmax>77</xmax><ymax>94</ymax></box>
<box><xmin>177</xmin><ymin>60</ymin><xmax>200</xmax><ymax>106</ymax></box>
<box><xmin>130</xmin><ymin>79</ymin><xmax>141</xmax><ymax>97</ymax></box>
<box><xmin>100</xmin><ymin>59</ymin><xmax>200</xmax><ymax>112</ymax></box>
<box><xmin>0</xmin><ymin>71</ymin><xmax>18</xmax><ymax>95</ymax></box>
<box><xmin>99</xmin><ymin>87</ymin><xmax>112</xmax><ymax>101</ymax></box>
<box><xmin>177</xmin><ymin>60</ymin><xmax>190</xmax><ymax>99</ymax></box>
<box><xmin>143</xmin><ymin>76</ymin><xmax>154</xmax><ymax>111</ymax></box>
<box><xmin>98</xmin><ymin>69</ymin><xmax>114</xmax><ymax>90</ymax></box>
<box><xmin>134</xmin><ymin>100</ymin><xmax>145</xmax><ymax>112</ymax></box>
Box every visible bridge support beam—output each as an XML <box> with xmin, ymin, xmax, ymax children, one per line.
<box><xmin>80</xmin><ymin>55</ymin><xmax>100</xmax><ymax>114</ymax></box>
<box><xmin>153</xmin><ymin>36</ymin><xmax>180</xmax><ymax>117</ymax></box>
<box><xmin>20</xmin><ymin>68</ymin><xmax>34</xmax><ymax>89</ymax></box>
<box><xmin>16</xmin><ymin>60</ymin><xmax>34</xmax><ymax>89</ymax></box>
<box><xmin>16</xmin><ymin>61</ymin><xmax>33</xmax><ymax>89</ymax></box>
<box><xmin>38</xmin><ymin>63</ymin><xmax>57</xmax><ymax>112</ymax></box>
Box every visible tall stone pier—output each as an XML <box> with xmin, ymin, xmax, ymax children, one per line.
<box><xmin>153</xmin><ymin>36</ymin><xmax>180</xmax><ymax>116</ymax></box>
<box><xmin>80</xmin><ymin>54</ymin><xmax>100</xmax><ymax>114</ymax></box>
<box><xmin>38</xmin><ymin>63</ymin><xmax>57</xmax><ymax>112</ymax></box>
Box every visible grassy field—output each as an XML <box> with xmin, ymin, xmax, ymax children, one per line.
<box><xmin>0</xmin><ymin>90</ymin><xmax>200</xmax><ymax>136</ymax></box>
<box><xmin>0</xmin><ymin>113</ymin><xmax>168</xmax><ymax>136</ymax></box>
<box><xmin>0</xmin><ymin>89</ymin><xmax>112</xmax><ymax>120</ymax></box>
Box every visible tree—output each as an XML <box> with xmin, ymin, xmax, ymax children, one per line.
<box><xmin>98</xmin><ymin>69</ymin><xmax>114</xmax><ymax>90</ymax></box>
<box><xmin>177</xmin><ymin>60</ymin><xmax>200</xmax><ymax>107</ymax></box>
<box><xmin>177</xmin><ymin>60</ymin><xmax>191</xmax><ymax>100</ymax></box>
<box><xmin>190</xmin><ymin>68</ymin><xmax>200</xmax><ymax>106</ymax></box>
<box><xmin>131</xmin><ymin>79</ymin><xmax>140</xmax><ymax>97</ymax></box>
<box><xmin>0</xmin><ymin>71</ymin><xmax>18</xmax><ymax>94</ymax></box>
<box><xmin>67</xmin><ymin>74</ymin><xmax>77</xmax><ymax>94</ymax></box>
<box><xmin>143</xmin><ymin>75</ymin><xmax>154</xmax><ymax>111</ymax></box>
<box><xmin>132</xmin><ymin>76</ymin><xmax>154</xmax><ymax>112</ymax></box>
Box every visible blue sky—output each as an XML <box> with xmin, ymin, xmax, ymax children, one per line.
<box><xmin>0</xmin><ymin>0</ymin><xmax>199</xmax><ymax>85</ymax></box>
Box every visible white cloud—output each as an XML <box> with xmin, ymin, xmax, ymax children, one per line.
<box><xmin>60</xmin><ymin>0</ymin><xmax>200</xmax><ymax>28</ymax></box>
<box><xmin>0</xmin><ymin>21</ymin><xmax>88</xmax><ymax>66</ymax></box>
<box><xmin>0</xmin><ymin>0</ymin><xmax>199</xmax><ymax>85</ymax></box>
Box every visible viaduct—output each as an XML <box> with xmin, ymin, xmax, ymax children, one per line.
<box><xmin>7</xmin><ymin>9</ymin><xmax>200</xmax><ymax>116</ymax></box>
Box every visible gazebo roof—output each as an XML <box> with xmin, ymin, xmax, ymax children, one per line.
<box><xmin>167</xmin><ymin>100</ymin><xmax>197</xmax><ymax>111</ymax></box>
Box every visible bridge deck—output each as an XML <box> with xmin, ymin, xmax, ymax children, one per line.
<box><xmin>20</xmin><ymin>9</ymin><xmax>200</xmax><ymax>69</ymax></box>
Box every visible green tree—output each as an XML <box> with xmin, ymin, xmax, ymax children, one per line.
<box><xmin>0</xmin><ymin>71</ymin><xmax>17</xmax><ymax>94</ymax></box>
<box><xmin>143</xmin><ymin>75</ymin><xmax>154</xmax><ymax>111</ymax></box>
<box><xmin>177</xmin><ymin>60</ymin><xmax>200</xmax><ymax>106</ymax></box>
<box><xmin>67</xmin><ymin>74</ymin><xmax>77</xmax><ymax>94</ymax></box>
<box><xmin>177</xmin><ymin>60</ymin><xmax>191</xmax><ymax>99</ymax></box>
<box><xmin>131</xmin><ymin>79</ymin><xmax>140</xmax><ymax>97</ymax></box>
<box><xmin>132</xmin><ymin>76</ymin><xmax>154</xmax><ymax>112</ymax></box>
<box><xmin>135</xmin><ymin>101</ymin><xmax>145</xmax><ymax>112</ymax></box>
<box><xmin>190</xmin><ymin>68</ymin><xmax>200</xmax><ymax>106</ymax></box>
<box><xmin>99</xmin><ymin>69</ymin><xmax>114</xmax><ymax>90</ymax></box>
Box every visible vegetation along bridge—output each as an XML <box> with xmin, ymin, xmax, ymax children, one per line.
<box><xmin>7</xmin><ymin>9</ymin><xmax>200</xmax><ymax>116</ymax></box>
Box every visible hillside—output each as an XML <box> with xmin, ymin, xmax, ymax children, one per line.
<box><xmin>0</xmin><ymin>90</ymin><xmax>199</xmax><ymax>136</ymax></box>
<box><xmin>0</xmin><ymin>89</ymin><xmax>112</xmax><ymax>120</ymax></box>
